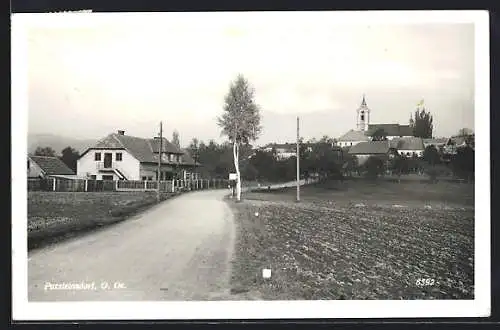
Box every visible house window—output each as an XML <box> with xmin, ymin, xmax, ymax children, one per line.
<box><xmin>169</xmin><ymin>154</ymin><xmax>174</xmax><ymax>162</ymax></box>
<box><xmin>102</xmin><ymin>175</ymin><xmax>114</xmax><ymax>181</ymax></box>
<box><xmin>90</xmin><ymin>175</ymin><xmax>97</xmax><ymax>180</ymax></box>
<box><xmin>176</xmin><ymin>155</ymin><xmax>180</xmax><ymax>163</ymax></box>
<box><xmin>142</xmin><ymin>176</ymin><xmax>147</xmax><ymax>181</ymax></box>
<box><xmin>116</xmin><ymin>153</ymin><xmax>122</xmax><ymax>161</ymax></box>
<box><xmin>95</xmin><ymin>152</ymin><xmax>101</xmax><ymax>161</ymax></box>
<box><xmin>147</xmin><ymin>176</ymin><xmax>153</xmax><ymax>181</ymax></box>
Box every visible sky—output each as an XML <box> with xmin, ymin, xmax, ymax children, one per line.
<box><xmin>25</xmin><ymin>12</ymin><xmax>476</xmax><ymax>147</ymax></box>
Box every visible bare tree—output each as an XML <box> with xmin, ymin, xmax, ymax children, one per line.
<box><xmin>217</xmin><ymin>74</ymin><xmax>262</xmax><ymax>201</ymax></box>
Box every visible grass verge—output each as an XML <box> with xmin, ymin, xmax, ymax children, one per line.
<box><xmin>28</xmin><ymin>191</ymin><xmax>181</xmax><ymax>250</ymax></box>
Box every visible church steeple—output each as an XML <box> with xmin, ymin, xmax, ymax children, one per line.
<box><xmin>357</xmin><ymin>94</ymin><xmax>370</xmax><ymax>131</ymax></box>
<box><xmin>361</xmin><ymin>94</ymin><xmax>367</xmax><ymax>107</ymax></box>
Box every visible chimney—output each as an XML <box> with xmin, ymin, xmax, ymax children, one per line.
<box><xmin>117</xmin><ymin>130</ymin><xmax>125</xmax><ymax>135</ymax></box>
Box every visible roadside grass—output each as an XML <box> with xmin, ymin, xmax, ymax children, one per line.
<box><xmin>28</xmin><ymin>191</ymin><xmax>180</xmax><ymax>250</ymax></box>
<box><xmin>227</xmin><ymin>180</ymin><xmax>474</xmax><ymax>300</ymax></box>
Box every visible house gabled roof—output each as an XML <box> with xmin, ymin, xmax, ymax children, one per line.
<box><xmin>338</xmin><ymin>129</ymin><xmax>370</xmax><ymax>142</ymax></box>
<box><xmin>80</xmin><ymin>132</ymin><xmax>188</xmax><ymax>164</ymax></box>
<box><xmin>448</xmin><ymin>136</ymin><xmax>470</xmax><ymax>146</ymax></box>
<box><xmin>423</xmin><ymin>138</ymin><xmax>448</xmax><ymax>147</ymax></box>
<box><xmin>348</xmin><ymin>141</ymin><xmax>391</xmax><ymax>155</ymax></box>
<box><xmin>393</xmin><ymin>137</ymin><xmax>425</xmax><ymax>151</ymax></box>
<box><xmin>366</xmin><ymin>124</ymin><xmax>413</xmax><ymax>137</ymax></box>
<box><xmin>29</xmin><ymin>156</ymin><xmax>75</xmax><ymax>175</ymax></box>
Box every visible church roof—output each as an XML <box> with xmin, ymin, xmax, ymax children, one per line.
<box><xmin>366</xmin><ymin>124</ymin><xmax>413</xmax><ymax>137</ymax></box>
<box><xmin>338</xmin><ymin>129</ymin><xmax>370</xmax><ymax>142</ymax></box>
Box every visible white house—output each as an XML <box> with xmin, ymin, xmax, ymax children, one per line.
<box><xmin>259</xmin><ymin>143</ymin><xmax>297</xmax><ymax>160</ymax></box>
<box><xmin>390</xmin><ymin>137</ymin><xmax>425</xmax><ymax>157</ymax></box>
<box><xmin>77</xmin><ymin>130</ymin><xmax>200</xmax><ymax>181</ymax></box>
<box><xmin>336</xmin><ymin>129</ymin><xmax>370</xmax><ymax>148</ymax></box>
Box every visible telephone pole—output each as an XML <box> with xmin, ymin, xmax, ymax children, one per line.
<box><xmin>296</xmin><ymin>116</ymin><xmax>300</xmax><ymax>202</ymax></box>
<box><xmin>157</xmin><ymin>121</ymin><xmax>163</xmax><ymax>202</ymax></box>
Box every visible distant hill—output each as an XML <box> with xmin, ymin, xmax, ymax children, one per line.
<box><xmin>28</xmin><ymin>133</ymin><xmax>96</xmax><ymax>156</ymax></box>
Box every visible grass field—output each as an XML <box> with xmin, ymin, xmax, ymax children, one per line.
<box><xmin>27</xmin><ymin>191</ymin><xmax>178</xmax><ymax>250</ymax></box>
<box><xmin>227</xmin><ymin>180</ymin><xmax>474</xmax><ymax>300</ymax></box>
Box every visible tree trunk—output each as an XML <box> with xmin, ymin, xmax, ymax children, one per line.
<box><xmin>233</xmin><ymin>141</ymin><xmax>241</xmax><ymax>201</ymax></box>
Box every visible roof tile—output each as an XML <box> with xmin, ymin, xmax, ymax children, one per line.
<box><xmin>338</xmin><ymin>129</ymin><xmax>370</xmax><ymax>142</ymax></box>
<box><xmin>29</xmin><ymin>156</ymin><xmax>75</xmax><ymax>175</ymax></box>
<box><xmin>348</xmin><ymin>141</ymin><xmax>391</xmax><ymax>155</ymax></box>
<box><xmin>82</xmin><ymin>132</ymin><xmax>197</xmax><ymax>165</ymax></box>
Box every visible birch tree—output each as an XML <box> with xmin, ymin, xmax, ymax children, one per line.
<box><xmin>217</xmin><ymin>74</ymin><xmax>262</xmax><ymax>201</ymax></box>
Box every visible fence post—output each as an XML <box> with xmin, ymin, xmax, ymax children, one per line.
<box><xmin>144</xmin><ymin>180</ymin><xmax>147</xmax><ymax>191</ymax></box>
<box><xmin>84</xmin><ymin>179</ymin><xmax>88</xmax><ymax>192</ymax></box>
<box><xmin>115</xmin><ymin>180</ymin><xmax>118</xmax><ymax>191</ymax></box>
<box><xmin>171</xmin><ymin>179</ymin><xmax>175</xmax><ymax>193</ymax></box>
<box><xmin>52</xmin><ymin>178</ymin><xmax>56</xmax><ymax>191</ymax></box>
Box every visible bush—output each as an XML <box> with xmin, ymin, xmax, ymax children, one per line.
<box><xmin>424</xmin><ymin>164</ymin><xmax>453</xmax><ymax>183</ymax></box>
<box><xmin>362</xmin><ymin>156</ymin><xmax>385</xmax><ymax>179</ymax></box>
<box><xmin>450</xmin><ymin>146</ymin><xmax>474</xmax><ymax>181</ymax></box>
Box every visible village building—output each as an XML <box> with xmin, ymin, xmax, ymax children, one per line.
<box><xmin>390</xmin><ymin>136</ymin><xmax>425</xmax><ymax>158</ymax></box>
<box><xmin>347</xmin><ymin>140</ymin><xmax>398</xmax><ymax>166</ymax></box>
<box><xmin>28</xmin><ymin>155</ymin><xmax>76</xmax><ymax>179</ymax></box>
<box><xmin>336</xmin><ymin>129</ymin><xmax>370</xmax><ymax>148</ymax></box>
<box><xmin>442</xmin><ymin>134</ymin><xmax>474</xmax><ymax>155</ymax></box>
<box><xmin>258</xmin><ymin>143</ymin><xmax>298</xmax><ymax>160</ymax></box>
<box><xmin>423</xmin><ymin>137</ymin><xmax>449</xmax><ymax>150</ymax></box>
<box><xmin>336</xmin><ymin>95</ymin><xmax>414</xmax><ymax>147</ymax></box>
<box><xmin>76</xmin><ymin>130</ymin><xmax>200</xmax><ymax>181</ymax></box>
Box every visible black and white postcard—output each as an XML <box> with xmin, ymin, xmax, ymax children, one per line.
<box><xmin>12</xmin><ymin>10</ymin><xmax>490</xmax><ymax>320</ymax></box>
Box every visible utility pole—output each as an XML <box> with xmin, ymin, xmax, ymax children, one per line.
<box><xmin>157</xmin><ymin>121</ymin><xmax>163</xmax><ymax>202</ymax></box>
<box><xmin>296</xmin><ymin>116</ymin><xmax>300</xmax><ymax>202</ymax></box>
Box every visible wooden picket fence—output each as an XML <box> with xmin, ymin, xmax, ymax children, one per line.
<box><xmin>27</xmin><ymin>177</ymin><xmax>230</xmax><ymax>193</ymax></box>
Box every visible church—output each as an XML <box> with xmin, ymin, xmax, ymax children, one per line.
<box><xmin>336</xmin><ymin>95</ymin><xmax>413</xmax><ymax>148</ymax></box>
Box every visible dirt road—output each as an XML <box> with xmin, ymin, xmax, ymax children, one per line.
<box><xmin>28</xmin><ymin>189</ymin><xmax>235</xmax><ymax>301</ymax></box>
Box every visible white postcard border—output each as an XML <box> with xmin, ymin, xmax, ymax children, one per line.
<box><xmin>11</xmin><ymin>10</ymin><xmax>490</xmax><ymax>320</ymax></box>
